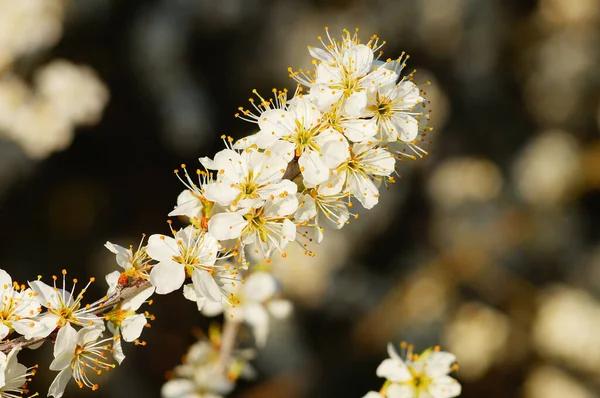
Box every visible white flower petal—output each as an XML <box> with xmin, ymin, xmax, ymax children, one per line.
<box><xmin>161</xmin><ymin>379</ymin><xmax>197</xmax><ymax>398</ymax></box>
<box><xmin>429</xmin><ymin>375</ymin><xmax>461</xmax><ymax>398</ymax></box>
<box><xmin>146</xmin><ymin>234</ymin><xmax>179</xmax><ymax>262</ymax></box>
<box><xmin>344</xmin><ymin>90</ymin><xmax>368</xmax><ymax>117</ymax></box>
<box><xmin>424</xmin><ymin>351</ymin><xmax>457</xmax><ymax>378</ymax></box>
<box><xmin>168</xmin><ymin>190</ymin><xmax>202</xmax><ymax>218</ymax></box>
<box><xmin>376</xmin><ymin>358</ymin><xmax>412</xmax><ymax>383</ymax></box>
<box><xmin>299</xmin><ymin>149</ymin><xmax>329</xmax><ymax>185</ymax></box>
<box><xmin>309</xmin><ymin>82</ymin><xmax>342</xmax><ymax>112</ymax></box>
<box><xmin>48</xmin><ymin>368</ymin><xmax>72</xmax><ymax>398</ymax></box>
<box><xmin>122</xmin><ymin>286</ymin><xmax>154</xmax><ymax>312</ymax></box>
<box><xmin>341</xmin><ymin>118</ymin><xmax>377</xmax><ymax>142</ymax></box>
<box><xmin>207</xmin><ymin>212</ymin><xmax>247</xmax><ymax>241</ymax></box>
<box><xmin>203</xmin><ymin>181</ymin><xmax>239</xmax><ymax>206</ymax></box>
<box><xmin>0</xmin><ymin>269</ymin><xmax>12</xmax><ymax>288</ymax></box>
<box><xmin>121</xmin><ymin>314</ymin><xmax>147</xmax><ymax>342</ymax></box>
<box><xmin>105</xmin><ymin>270</ymin><xmax>120</xmax><ymax>295</ymax></box>
<box><xmin>308</xmin><ymin>46</ymin><xmax>334</xmax><ymax>63</ymax></box>
<box><xmin>149</xmin><ymin>260</ymin><xmax>185</xmax><ymax>294</ymax></box>
<box><xmin>112</xmin><ymin>334</ymin><xmax>125</xmax><ymax>365</ymax></box>
<box><xmin>343</xmin><ymin>44</ymin><xmax>374</xmax><ymax>77</ymax></box>
<box><xmin>387</xmin><ymin>383</ymin><xmax>416</xmax><ymax>398</ymax></box>
<box><xmin>191</xmin><ymin>270</ymin><xmax>222</xmax><ymax>302</ymax></box>
<box><xmin>267</xmin><ymin>299</ymin><xmax>293</xmax><ymax>319</ymax></box>
<box><xmin>28</xmin><ymin>280</ymin><xmax>61</xmax><ymax>308</ymax></box>
<box><xmin>243</xmin><ymin>272</ymin><xmax>277</xmax><ymax>302</ymax></box>
<box><xmin>244</xmin><ymin>302</ymin><xmax>270</xmax><ymax>347</ymax></box>
<box><xmin>0</xmin><ymin>323</ymin><xmax>9</xmax><ymax>340</ymax></box>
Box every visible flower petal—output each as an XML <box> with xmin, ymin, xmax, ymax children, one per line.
<box><xmin>149</xmin><ymin>260</ymin><xmax>185</xmax><ymax>294</ymax></box>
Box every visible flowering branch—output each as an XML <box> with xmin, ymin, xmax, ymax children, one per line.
<box><xmin>0</xmin><ymin>27</ymin><xmax>463</xmax><ymax>398</ymax></box>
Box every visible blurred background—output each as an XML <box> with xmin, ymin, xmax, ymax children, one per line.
<box><xmin>1</xmin><ymin>0</ymin><xmax>600</xmax><ymax>397</ymax></box>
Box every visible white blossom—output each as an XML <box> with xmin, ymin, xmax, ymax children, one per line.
<box><xmin>208</xmin><ymin>195</ymin><xmax>298</xmax><ymax>261</ymax></box>
<box><xmin>321</xmin><ymin>142</ymin><xmax>396</xmax><ymax>209</ymax></box>
<box><xmin>362</xmin><ymin>68</ymin><xmax>425</xmax><ymax>144</ymax></box>
<box><xmin>28</xmin><ymin>271</ymin><xmax>104</xmax><ymax>335</ymax></box>
<box><xmin>48</xmin><ymin>324</ymin><xmax>115</xmax><ymax>397</ymax></box>
<box><xmin>201</xmin><ymin>147</ymin><xmax>294</xmax><ymax>209</ymax></box>
<box><xmin>147</xmin><ymin>227</ymin><xmax>235</xmax><ymax>301</ymax></box>
<box><xmin>295</xmin><ymin>187</ymin><xmax>350</xmax><ymax>229</ymax></box>
<box><xmin>104</xmin><ymin>238</ymin><xmax>151</xmax><ymax>295</ymax></box>
<box><xmin>0</xmin><ymin>269</ymin><xmax>48</xmax><ymax>340</ymax></box>
<box><xmin>0</xmin><ymin>347</ymin><xmax>37</xmax><ymax>397</ymax></box>
<box><xmin>104</xmin><ymin>286</ymin><xmax>155</xmax><ymax>364</ymax></box>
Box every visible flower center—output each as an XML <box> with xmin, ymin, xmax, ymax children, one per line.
<box><xmin>290</xmin><ymin>121</ymin><xmax>321</xmax><ymax>157</ymax></box>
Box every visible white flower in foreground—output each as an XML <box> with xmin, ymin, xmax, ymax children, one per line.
<box><xmin>168</xmin><ymin>163</ymin><xmax>218</xmax><ymax>221</ymax></box>
<box><xmin>104</xmin><ymin>285</ymin><xmax>155</xmax><ymax>364</ymax></box>
<box><xmin>0</xmin><ymin>347</ymin><xmax>37</xmax><ymax>397</ymax></box>
<box><xmin>0</xmin><ymin>269</ymin><xmax>48</xmax><ymax>340</ymax></box>
<box><xmin>201</xmin><ymin>147</ymin><xmax>294</xmax><ymax>209</ymax></box>
<box><xmin>28</xmin><ymin>271</ymin><xmax>104</xmax><ymax>335</ymax></box>
<box><xmin>147</xmin><ymin>226</ymin><xmax>235</xmax><ymax>300</ymax></box>
<box><xmin>295</xmin><ymin>187</ymin><xmax>350</xmax><ymax>229</ymax></box>
<box><xmin>374</xmin><ymin>343</ymin><xmax>461</xmax><ymax>398</ymax></box>
<box><xmin>363</xmin><ymin>73</ymin><xmax>425</xmax><ymax>144</ymax></box>
<box><xmin>48</xmin><ymin>324</ymin><xmax>115</xmax><ymax>397</ymax></box>
<box><xmin>104</xmin><ymin>238</ymin><xmax>151</xmax><ymax>295</ymax></box>
<box><xmin>321</xmin><ymin>142</ymin><xmax>396</xmax><ymax>209</ymax></box>
<box><xmin>208</xmin><ymin>195</ymin><xmax>298</xmax><ymax>261</ymax></box>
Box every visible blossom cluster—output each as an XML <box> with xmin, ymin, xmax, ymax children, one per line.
<box><xmin>0</xmin><ymin>247</ymin><xmax>154</xmax><ymax>397</ymax></box>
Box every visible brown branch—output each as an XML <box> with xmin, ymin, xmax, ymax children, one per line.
<box><xmin>217</xmin><ymin>317</ymin><xmax>242</xmax><ymax>371</ymax></box>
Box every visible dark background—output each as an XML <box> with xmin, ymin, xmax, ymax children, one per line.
<box><xmin>1</xmin><ymin>0</ymin><xmax>600</xmax><ymax>397</ymax></box>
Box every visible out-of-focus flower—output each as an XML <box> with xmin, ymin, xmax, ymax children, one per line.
<box><xmin>444</xmin><ymin>302</ymin><xmax>510</xmax><ymax>380</ymax></box>
<box><xmin>428</xmin><ymin>157</ymin><xmax>503</xmax><ymax>208</ymax></box>
<box><xmin>7</xmin><ymin>98</ymin><xmax>72</xmax><ymax>159</ymax></box>
<box><xmin>0</xmin><ymin>76</ymin><xmax>28</xmax><ymax>133</ymax></box>
<box><xmin>162</xmin><ymin>331</ymin><xmax>255</xmax><ymax>398</ymax></box>
<box><xmin>513</xmin><ymin>130</ymin><xmax>580</xmax><ymax>208</ymax></box>
<box><xmin>537</xmin><ymin>0</ymin><xmax>600</xmax><ymax>27</ymax></box>
<box><xmin>0</xmin><ymin>0</ymin><xmax>65</xmax><ymax>70</ymax></box>
<box><xmin>34</xmin><ymin>60</ymin><xmax>109</xmax><ymax>126</ymax></box>
<box><xmin>524</xmin><ymin>366</ymin><xmax>595</xmax><ymax>398</ymax></box>
<box><xmin>533</xmin><ymin>286</ymin><xmax>600</xmax><ymax>373</ymax></box>
<box><xmin>200</xmin><ymin>271</ymin><xmax>292</xmax><ymax>346</ymax></box>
